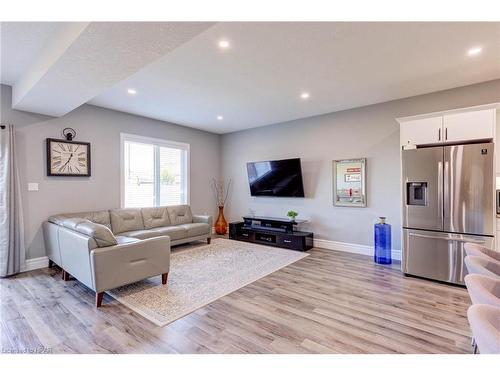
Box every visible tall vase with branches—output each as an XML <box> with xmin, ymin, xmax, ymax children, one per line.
<box><xmin>211</xmin><ymin>178</ymin><xmax>232</xmax><ymax>235</ymax></box>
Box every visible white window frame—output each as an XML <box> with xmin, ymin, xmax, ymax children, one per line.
<box><xmin>120</xmin><ymin>133</ymin><xmax>190</xmax><ymax>208</ymax></box>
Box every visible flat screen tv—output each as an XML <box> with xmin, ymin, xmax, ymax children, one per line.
<box><xmin>246</xmin><ymin>158</ymin><xmax>305</xmax><ymax>197</ymax></box>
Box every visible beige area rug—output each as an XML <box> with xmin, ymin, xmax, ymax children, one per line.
<box><xmin>107</xmin><ymin>238</ymin><xmax>308</xmax><ymax>326</ymax></box>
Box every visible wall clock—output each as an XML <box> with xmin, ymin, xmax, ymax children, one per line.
<box><xmin>46</xmin><ymin>138</ymin><xmax>91</xmax><ymax>177</ymax></box>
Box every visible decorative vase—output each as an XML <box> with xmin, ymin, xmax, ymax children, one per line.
<box><xmin>374</xmin><ymin>216</ymin><xmax>392</xmax><ymax>264</ymax></box>
<box><xmin>215</xmin><ymin>206</ymin><xmax>228</xmax><ymax>235</ymax></box>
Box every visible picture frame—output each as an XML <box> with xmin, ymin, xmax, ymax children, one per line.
<box><xmin>333</xmin><ymin>158</ymin><xmax>367</xmax><ymax>207</ymax></box>
<box><xmin>46</xmin><ymin>138</ymin><xmax>91</xmax><ymax>177</ymax></box>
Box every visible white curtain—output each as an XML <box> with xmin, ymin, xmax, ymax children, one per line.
<box><xmin>0</xmin><ymin>124</ymin><xmax>25</xmax><ymax>277</ymax></box>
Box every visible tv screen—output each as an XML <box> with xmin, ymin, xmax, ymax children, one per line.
<box><xmin>246</xmin><ymin>158</ymin><xmax>305</xmax><ymax>197</ymax></box>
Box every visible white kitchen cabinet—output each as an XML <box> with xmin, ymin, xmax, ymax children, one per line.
<box><xmin>400</xmin><ymin>116</ymin><xmax>443</xmax><ymax>146</ymax></box>
<box><xmin>398</xmin><ymin>105</ymin><xmax>497</xmax><ymax>147</ymax></box>
<box><xmin>443</xmin><ymin>109</ymin><xmax>495</xmax><ymax>143</ymax></box>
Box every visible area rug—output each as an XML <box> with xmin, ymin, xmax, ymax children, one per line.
<box><xmin>107</xmin><ymin>238</ymin><xmax>308</xmax><ymax>326</ymax></box>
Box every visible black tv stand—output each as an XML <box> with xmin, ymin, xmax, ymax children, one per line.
<box><xmin>229</xmin><ymin>216</ymin><xmax>313</xmax><ymax>251</ymax></box>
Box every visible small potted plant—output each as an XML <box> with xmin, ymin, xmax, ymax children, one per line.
<box><xmin>287</xmin><ymin>210</ymin><xmax>298</xmax><ymax>221</ymax></box>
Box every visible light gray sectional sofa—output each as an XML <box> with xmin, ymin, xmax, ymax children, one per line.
<box><xmin>43</xmin><ymin>205</ymin><xmax>212</xmax><ymax>307</ymax></box>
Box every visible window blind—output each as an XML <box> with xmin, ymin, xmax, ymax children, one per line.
<box><xmin>122</xmin><ymin>135</ymin><xmax>188</xmax><ymax>208</ymax></box>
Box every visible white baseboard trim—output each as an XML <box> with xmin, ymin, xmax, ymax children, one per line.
<box><xmin>21</xmin><ymin>256</ymin><xmax>49</xmax><ymax>272</ymax></box>
<box><xmin>314</xmin><ymin>238</ymin><xmax>402</xmax><ymax>261</ymax></box>
<box><xmin>16</xmin><ymin>239</ymin><xmax>400</xmax><ymax>273</ymax></box>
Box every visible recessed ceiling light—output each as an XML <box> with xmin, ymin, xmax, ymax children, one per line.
<box><xmin>218</xmin><ymin>40</ymin><xmax>230</xmax><ymax>49</ymax></box>
<box><xmin>467</xmin><ymin>47</ymin><xmax>482</xmax><ymax>56</ymax></box>
<box><xmin>300</xmin><ymin>92</ymin><xmax>310</xmax><ymax>100</ymax></box>
<box><xmin>217</xmin><ymin>115</ymin><xmax>224</xmax><ymax>121</ymax></box>
<box><xmin>127</xmin><ymin>88</ymin><xmax>137</xmax><ymax>95</ymax></box>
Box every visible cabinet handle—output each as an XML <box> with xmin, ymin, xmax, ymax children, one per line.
<box><xmin>284</xmin><ymin>239</ymin><xmax>292</xmax><ymax>243</ymax></box>
<box><xmin>445</xmin><ymin>127</ymin><xmax>448</xmax><ymax>141</ymax></box>
<box><xmin>438</xmin><ymin>128</ymin><xmax>441</xmax><ymax>141</ymax></box>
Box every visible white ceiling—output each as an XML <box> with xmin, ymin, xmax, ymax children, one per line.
<box><xmin>1</xmin><ymin>22</ymin><xmax>60</xmax><ymax>85</ymax></box>
<box><xmin>2</xmin><ymin>22</ymin><xmax>500</xmax><ymax>133</ymax></box>
<box><xmin>1</xmin><ymin>22</ymin><xmax>214</xmax><ymax>116</ymax></box>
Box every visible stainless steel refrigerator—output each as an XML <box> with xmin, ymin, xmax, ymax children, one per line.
<box><xmin>402</xmin><ymin>142</ymin><xmax>495</xmax><ymax>285</ymax></box>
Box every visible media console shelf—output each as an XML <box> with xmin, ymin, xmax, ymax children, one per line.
<box><xmin>229</xmin><ymin>216</ymin><xmax>313</xmax><ymax>251</ymax></box>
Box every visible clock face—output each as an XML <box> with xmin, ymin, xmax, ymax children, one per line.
<box><xmin>47</xmin><ymin>139</ymin><xmax>90</xmax><ymax>176</ymax></box>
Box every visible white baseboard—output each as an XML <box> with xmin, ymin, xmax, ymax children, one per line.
<box><xmin>21</xmin><ymin>256</ymin><xmax>49</xmax><ymax>272</ymax></box>
<box><xmin>314</xmin><ymin>238</ymin><xmax>402</xmax><ymax>261</ymax></box>
<box><xmin>16</xmin><ymin>239</ymin><xmax>400</xmax><ymax>274</ymax></box>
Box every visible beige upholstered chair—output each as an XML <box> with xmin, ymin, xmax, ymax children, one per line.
<box><xmin>464</xmin><ymin>255</ymin><xmax>500</xmax><ymax>279</ymax></box>
<box><xmin>464</xmin><ymin>242</ymin><xmax>500</xmax><ymax>262</ymax></box>
<box><xmin>464</xmin><ymin>274</ymin><xmax>500</xmax><ymax>308</ymax></box>
<box><xmin>467</xmin><ymin>304</ymin><xmax>500</xmax><ymax>354</ymax></box>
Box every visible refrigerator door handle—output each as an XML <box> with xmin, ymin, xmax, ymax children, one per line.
<box><xmin>438</xmin><ymin>161</ymin><xmax>443</xmax><ymax>221</ymax></box>
<box><xmin>443</xmin><ymin>160</ymin><xmax>450</xmax><ymax>224</ymax></box>
<box><xmin>408</xmin><ymin>232</ymin><xmax>486</xmax><ymax>244</ymax></box>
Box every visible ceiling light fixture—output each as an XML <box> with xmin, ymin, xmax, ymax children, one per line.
<box><xmin>217</xmin><ymin>115</ymin><xmax>224</xmax><ymax>121</ymax></box>
<box><xmin>127</xmin><ymin>88</ymin><xmax>137</xmax><ymax>95</ymax></box>
<box><xmin>467</xmin><ymin>47</ymin><xmax>482</xmax><ymax>56</ymax></box>
<box><xmin>300</xmin><ymin>92</ymin><xmax>310</xmax><ymax>100</ymax></box>
<box><xmin>218</xmin><ymin>40</ymin><xmax>230</xmax><ymax>49</ymax></box>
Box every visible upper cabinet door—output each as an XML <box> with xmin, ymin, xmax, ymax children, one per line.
<box><xmin>400</xmin><ymin>116</ymin><xmax>443</xmax><ymax>147</ymax></box>
<box><xmin>443</xmin><ymin>109</ymin><xmax>495</xmax><ymax>143</ymax></box>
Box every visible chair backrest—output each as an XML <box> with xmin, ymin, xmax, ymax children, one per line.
<box><xmin>141</xmin><ymin>206</ymin><xmax>171</xmax><ymax>229</ymax></box>
<box><xmin>110</xmin><ymin>208</ymin><xmax>145</xmax><ymax>234</ymax></box>
<box><xmin>464</xmin><ymin>242</ymin><xmax>500</xmax><ymax>262</ymax></box>
<box><xmin>465</xmin><ymin>255</ymin><xmax>500</xmax><ymax>279</ymax></box>
<box><xmin>48</xmin><ymin>210</ymin><xmax>112</xmax><ymax>229</ymax></box>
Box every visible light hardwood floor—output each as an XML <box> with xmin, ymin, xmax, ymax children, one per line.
<box><xmin>0</xmin><ymin>245</ymin><xmax>473</xmax><ymax>354</ymax></box>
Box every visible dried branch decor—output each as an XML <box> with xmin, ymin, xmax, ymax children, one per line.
<box><xmin>211</xmin><ymin>178</ymin><xmax>232</xmax><ymax>207</ymax></box>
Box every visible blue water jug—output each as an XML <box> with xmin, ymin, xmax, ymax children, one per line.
<box><xmin>374</xmin><ymin>217</ymin><xmax>392</xmax><ymax>264</ymax></box>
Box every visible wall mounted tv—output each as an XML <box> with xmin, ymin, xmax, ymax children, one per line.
<box><xmin>246</xmin><ymin>158</ymin><xmax>305</xmax><ymax>197</ymax></box>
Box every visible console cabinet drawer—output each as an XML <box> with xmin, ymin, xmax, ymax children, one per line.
<box><xmin>236</xmin><ymin>230</ymin><xmax>253</xmax><ymax>241</ymax></box>
<box><xmin>255</xmin><ymin>233</ymin><xmax>276</xmax><ymax>244</ymax></box>
<box><xmin>278</xmin><ymin>236</ymin><xmax>298</xmax><ymax>249</ymax></box>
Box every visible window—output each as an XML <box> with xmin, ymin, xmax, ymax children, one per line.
<box><xmin>121</xmin><ymin>134</ymin><xmax>189</xmax><ymax>208</ymax></box>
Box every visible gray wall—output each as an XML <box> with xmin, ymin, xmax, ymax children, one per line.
<box><xmin>221</xmin><ymin>79</ymin><xmax>500</xmax><ymax>250</ymax></box>
<box><xmin>3</xmin><ymin>79</ymin><xmax>500</xmax><ymax>260</ymax></box>
<box><xmin>1</xmin><ymin>84</ymin><xmax>221</xmax><ymax>260</ymax></box>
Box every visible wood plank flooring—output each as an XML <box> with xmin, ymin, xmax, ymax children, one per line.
<box><xmin>0</xmin><ymin>245</ymin><xmax>473</xmax><ymax>354</ymax></box>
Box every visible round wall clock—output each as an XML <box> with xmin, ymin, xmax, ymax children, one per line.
<box><xmin>46</xmin><ymin>138</ymin><xmax>91</xmax><ymax>177</ymax></box>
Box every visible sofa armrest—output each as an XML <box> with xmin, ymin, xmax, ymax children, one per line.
<box><xmin>192</xmin><ymin>215</ymin><xmax>213</xmax><ymax>230</ymax></box>
<box><xmin>57</xmin><ymin>226</ymin><xmax>98</xmax><ymax>290</ymax></box>
<box><xmin>90</xmin><ymin>236</ymin><xmax>171</xmax><ymax>292</ymax></box>
<box><xmin>43</xmin><ymin>222</ymin><xmax>62</xmax><ymax>266</ymax></box>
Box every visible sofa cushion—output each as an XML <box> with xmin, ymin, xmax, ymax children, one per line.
<box><xmin>180</xmin><ymin>223</ymin><xmax>210</xmax><ymax>237</ymax></box>
<box><xmin>118</xmin><ymin>229</ymin><xmax>161</xmax><ymax>240</ymax></box>
<box><xmin>60</xmin><ymin>218</ymin><xmax>117</xmax><ymax>247</ymax></box>
<box><xmin>110</xmin><ymin>208</ymin><xmax>144</xmax><ymax>234</ymax></box>
<box><xmin>49</xmin><ymin>210</ymin><xmax>111</xmax><ymax>229</ymax></box>
<box><xmin>121</xmin><ymin>226</ymin><xmax>188</xmax><ymax>241</ymax></box>
<box><xmin>156</xmin><ymin>226</ymin><xmax>188</xmax><ymax>241</ymax></box>
<box><xmin>115</xmin><ymin>236</ymin><xmax>141</xmax><ymax>245</ymax></box>
<box><xmin>141</xmin><ymin>207</ymin><xmax>171</xmax><ymax>229</ymax></box>
<box><xmin>167</xmin><ymin>205</ymin><xmax>193</xmax><ymax>225</ymax></box>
